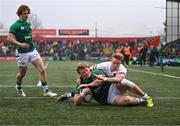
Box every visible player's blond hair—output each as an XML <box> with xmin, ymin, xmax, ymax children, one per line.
<box><xmin>112</xmin><ymin>53</ymin><xmax>123</xmax><ymax>61</ymax></box>
<box><xmin>17</xmin><ymin>4</ymin><xmax>31</xmax><ymax>16</ymax></box>
<box><xmin>76</xmin><ymin>62</ymin><xmax>90</xmax><ymax>74</ymax></box>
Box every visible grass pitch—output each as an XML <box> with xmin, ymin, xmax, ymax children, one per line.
<box><xmin>0</xmin><ymin>61</ymin><xmax>180</xmax><ymax>125</ymax></box>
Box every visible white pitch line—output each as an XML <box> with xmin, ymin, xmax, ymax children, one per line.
<box><xmin>1</xmin><ymin>96</ymin><xmax>180</xmax><ymax>100</ymax></box>
<box><xmin>2</xmin><ymin>97</ymin><xmax>52</xmax><ymax>99</ymax></box>
<box><xmin>128</xmin><ymin>68</ymin><xmax>180</xmax><ymax>79</ymax></box>
<box><xmin>0</xmin><ymin>85</ymin><xmax>74</xmax><ymax>88</ymax></box>
<box><xmin>154</xmin><ymin>97</ymin><xmax>180</xmax><ymax>100</ymax></box>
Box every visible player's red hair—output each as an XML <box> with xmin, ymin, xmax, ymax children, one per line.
<box><xmin>16</xmin><ymin>4</ymin><xmax>31</xmax><ymax>16</ymax></box>
<box><xmin>76</xmin><ymin>62</ymin><xmax>90</xmax><ymax>74</ymax></box>
<box><xmin>112</xmin><ymin>53</ymin><xmax>123</xmax><ymax>61</ymax></box>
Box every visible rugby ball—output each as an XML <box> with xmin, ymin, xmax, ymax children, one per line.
<box><xmin>83</xmin><ymin>94</ymin><xmax>92</xmax><ymax>103</ymax></box>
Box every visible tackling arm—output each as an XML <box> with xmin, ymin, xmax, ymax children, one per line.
<box><xmin>78</xmin><ymin>75</ymin><xmax>104</xmax><ymax>89</ymax></box>
<box><xmin>94</xmin><ymin>74</ymin><xmax>124</xmax><ymax>83</ymax></box>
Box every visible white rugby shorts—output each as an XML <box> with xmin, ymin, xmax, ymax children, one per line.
<box><xmin>16</xmin><ymin>49</ymin><xmax>40</xmax><ymax>67</ymax></box>
<box><xmin>107</xmin><ymin>84</ymin><xmax>125</xmax><ymax>104</ymax></box>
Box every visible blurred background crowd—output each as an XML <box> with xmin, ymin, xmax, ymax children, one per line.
<box><xmin>0</xmin><ymin>38</ymin><xmax>179</xmax><ymax>66</ymax></box>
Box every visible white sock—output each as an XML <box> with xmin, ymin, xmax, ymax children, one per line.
<box><xmin>42</xmin><ymin>85</ymin><xmax>49</xmax><ymax>92</ymax></box>
<box><xmin>67</xmin><ymin>93</ymin><xmax>72</xmax><ymax>98</ymax></box>
<box><xmin>142</xmin><ymin>93</ymin><xmax>148</xmax><ymax>99</ymax></box>
<box><xmin>136</xmin><ymin>98</ymin><xmax>145</xmax><ymax>104</ymax></box>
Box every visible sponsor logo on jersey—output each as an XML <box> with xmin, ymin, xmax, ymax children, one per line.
<box><xmin>25</xmin><ymin>35</ymin><xmax>31</xmax><ymax>40</ymax></box>
<box><xmin>20</xmin><ymin>27</ymin><xmax>25</xmax><ymax>30</ymax></box>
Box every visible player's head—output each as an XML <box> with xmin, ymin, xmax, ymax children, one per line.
<box><xmin>17</xmin><ymin>4</ymin><xmax>31</xmax><ymax>21</ymax></box>
<box><xmin>110</xmin><ymin>53</ymin><xmax>123</xmax><ymax>71</ymax></box>
<box><xmin>76</xmin><ymin>62</ymin><xmax>91</xmax><ymax>79</ymax></box>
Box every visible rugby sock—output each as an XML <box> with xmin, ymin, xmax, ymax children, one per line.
<box><xmin>142</xmin><ymin>93</ymin><xmax>148</xmax><ymax>99</ymax></box>
<box><xmin>67</xmin><ymin>92</ymin><xmax>72</xmax><ymax>98</ymax></box>
<box><xmin>17</xmin><ymin>81</ymin><xmax>22</xmax><ymax>85</ymax></box>
<box><xmin>16</xmin><ymin>81</ymin><xmax>22</xmax><ymax>89</ymax></box>
<box><xmin>136</xmin><ymin>98</ymin><xmax>145</xmax><ymax>104</ymax></box>
<box><xmin>71</xmin><ymin>91</ymin><xmax>75</xmax><ymax>97</ymax></box>
<box><xmin>41</xmin><ymin>81</ymin><xmax>49</xmax><ymax>92</ymax></box>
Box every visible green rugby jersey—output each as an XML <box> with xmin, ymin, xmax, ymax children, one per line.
<box><xmin>73</xmin><ymin>69</ymin><xmax>103</xmax><ymax>94</ymax></box>
<box><xmin>92</xmin><ymin>82</ymin><xmax>111</xmax><ymax>105</ymax></box>
<box><xmin>73</xmin><ymin>69</ymin><xmax>111</xmax><ymax>104</ymax></box>
<box><xmin>9</xmin><ymin>20</ymin><xmax>35</xmax><ymax>53</ymax></box>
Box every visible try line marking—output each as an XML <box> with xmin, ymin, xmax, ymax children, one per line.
<box><xmin>0</xmin><ymin>85</ymin><xmax>74</xmax><ymax>88</ymax></box>
<box><xmin>1</xmin><ymin>96</ymin><xmax>180</xmax><ymax>100</ymax></box>
<box><xmin>128</xmin><ymin>68</ymin><xmax>180</xmax><ymax>79</ymax></box>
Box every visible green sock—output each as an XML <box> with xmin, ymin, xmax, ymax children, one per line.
<box><xmin>41</xmin><ymin>81</ymin><xmax>49</xmax><ymax>92</ymax></box>
<box><xmin>17</xmin><ymin>81</ymin><xmax>22</xmax><ymax>85</ymax></box>
<box><xmin>16</xmin><ymin>81</ymin><xmax>22</xmax><ymax>89</ymax></box>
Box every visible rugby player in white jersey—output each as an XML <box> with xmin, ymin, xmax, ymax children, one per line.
<box><xmin>90</xmin><ymin>53</ymin><xmax>153</xmax><ymax>107</ymax></box>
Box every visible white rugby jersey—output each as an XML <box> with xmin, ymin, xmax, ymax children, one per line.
<box><xmin>91</xmin><ymin>62</ymin><xmax>127</xmax><ymax>77</ymax></box>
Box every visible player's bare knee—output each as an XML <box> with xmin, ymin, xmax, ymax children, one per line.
<box><xmin>73</xmin><ymin>94</ymin><xmax>83</xmax><ymax>106</ymax></box>
<box><xmin>74</xmin><ymin>102</ymin><xmax>80</xmax><ymax>106</ymax></box>
<box><xmin>124</xmin><ymin>96</ymin><xmax>133</xmax><ymax>104</ymax></box>
<box><xmin>39</xmin><ymin>68</ymin><xmax>46</xmax><ymax>74</ymax></box>
<box><xmin>73</xmin><ymin>99</ymin><xmax>82</xmax><ymax>106</ymax></box>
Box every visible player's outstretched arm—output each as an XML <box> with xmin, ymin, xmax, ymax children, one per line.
<box><xmin>78</xmin><ymin>75</ymin><xmax>104</xmax><ymax>89</ymax></box>
<box><xmin>94</xmin><ymin>73</ymin><xmax>124</xmax><ymax>83</ymax></box>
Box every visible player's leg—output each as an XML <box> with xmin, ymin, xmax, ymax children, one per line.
<box><xmin>36</xmin><ymin>73</ymin><xmax>42</xmax><ymax>87</ymax></box>
<box><xmin>58</xmin><ymin>84</ymin><xmax>80</xmax><ymax>103</ymax></box>
<box><xmin>57</xmin><ymin>91</ymin><xmax>75</xmax><ymax>103</ymax></box>
<box><xmin>15</xmin><ymin>66</ymin><xmax>27</xmax><ymax>97</ymax></box>
<box><xmin>73</xmin><ymin>94</ymin><xmax>84</xmax><ymax>106</ymax></box>
<box><xmin>142</xmin><ymin>56</ymin><xmax>146</xmax><ymax>66</ymax></box>
<box><xmin>73</xmin><ymin>88</ymin><xmax>91</xmax><ymax>105</ymax></box>
<box><xmin>32</xmin><ymin>57</ymin><xmax>46</xmax><ymax>81</ymax></box>
<box><xmin>139</xmin><ymin>55</ymin><xmax>143</xmax><ymax>66</ymax></box>
<box><xmin>16</xmin><ymin>67</ymin><xmax>27</xmax><ymax>84</ymax></box>
<box><xmin>15</xmin><ymin>53</ymin><xmax>29</xmax><ymax>97</ymax></box>
<box><xmin>57</xmin><ymin>78</ymin><xmax>82</xmax><ymax>103</ymax></box>
<box><xmin>120</xmin><ymin>79</ymin><xmax>154</xmax><ymax>107</ymax></box>
<box><xmin>113</xmin><ymin>95</ymin><xmax>140</xmax><ymax>105</ymax></box>
<box><xmin>30</xmin><ymin>49</ymin><xmax>57</xmax><ymax>97</ymax></box>
<box><xmin>36</xmin><ymin>79</ymin><xmax>42</xmax><ymax>87</ymax></box>
<box><xmin>37</xmin><ymin>58</ymin><xmax>47</xmax><ymax>87</ymax></box>
<box><xmin>107</xmin><ymin>84</ymin><xmax>144</xmax><ymax>106</ymax></box>
<box><xmin>124</xmin><ymin>55</ymin><xmax>128</xmax><ymax>66</ymax></box>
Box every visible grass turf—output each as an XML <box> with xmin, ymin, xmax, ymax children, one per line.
<box><xmin>0</xmin><ymin>61</ymin><xmax>180</xmax><ymax>125</ymax></box>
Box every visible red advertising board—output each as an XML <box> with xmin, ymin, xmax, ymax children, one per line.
<box><xmin>59</xmin><ymin>29</ymin><xmax>89</xmax><ymax>35</ymax></box>
<box><xmin>0</xmin><ymin>57</ymin><xmax>45</xmax><ymax>62</ymax></box>
<box><xmin>32</xmin><ymin>29</ymin><xmax>56</xmax><ymax>35</ymax></box>
<box><xmin>0</xmin><ymin>57</ymin><xmax>16</xmax><ymax>61</ymax></box>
